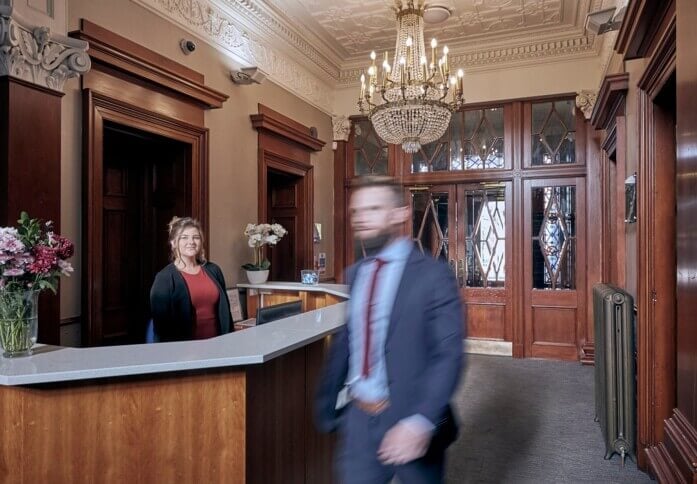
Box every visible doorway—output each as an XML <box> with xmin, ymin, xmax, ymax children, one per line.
<box><xmin>101</xmin><ymin>122</ymin><xmax>189</xmax><ymax>344</ymax></box>
<box><xmin>267</xmin><ymin>169</ymin><xmax>305</xmax><ymax>282</ymax></box>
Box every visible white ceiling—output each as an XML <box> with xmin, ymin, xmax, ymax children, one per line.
<box><xmin>261</xmin><ymin>0</ymin><xmax>610</xmax><ymax>73</ymax></box>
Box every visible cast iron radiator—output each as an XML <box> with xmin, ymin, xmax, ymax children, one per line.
<box><xmin>593</xmin><ymin>283</ymin><xmax>636</xmax><ymax>465</ymax></box>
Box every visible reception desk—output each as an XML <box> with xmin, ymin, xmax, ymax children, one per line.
<box><xmin>0</xmin><ymin>283</ymin><xmax>348</xmax><ymax>484</ymax></box>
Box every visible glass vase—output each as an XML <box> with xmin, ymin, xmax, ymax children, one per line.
<box><xmin>0</xmin><ymin>289</ymin><xmax>39</xmax><ymax>357</ymax></box>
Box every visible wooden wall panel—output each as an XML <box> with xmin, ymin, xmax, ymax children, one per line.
<box><xmin>0</xmin><ymin>77</ymin><xmax>62</xmax><ymax>345</ymax></box>
<box><xmin>466</xmin><ymin>304</ymin><xmax>505</xmax><ymax>340</ymax></box>
<box><xmin>652</xmin><ymin>0</ymin><xmax>697</xmax><ymax>481</ymax></box>
<box><xmin>676</xmin><ymin>0</ymin><xmax>697</xmax><ymax>431</ymax></box>
<box><xmin>531</xmin><ymin>307</ymin><xmax>577</xmax><ymax>345</ymax></box>
<box><xmin>0</xmin><ymin>372</ymin><xmax>246</xmax><ymax>483</ymax></box>
<box><xmin>246</xmin><ymin>340</ymin><xmax>334</xmax><ymax>484</ymax></box>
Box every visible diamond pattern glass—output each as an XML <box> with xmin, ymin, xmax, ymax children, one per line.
<box><xmin>353</xmin><ymin>118</ymin><xmax>388</xmax><ymax>175</ymax></box>
<box><xmin>531</xmin><ymin>186</ymin><xmax>576</xmax><ymax>289</ymax></box>
<box><xmin>531</xmin><ymin>100</ymin><xmax>576</xmax><ymax>165</ymax></box>
<box><xmin>411</xmin><ymin>191</ymin><xmax>449</xmax><ymax>262</ymax></box>
<box><xmin>411</xmin><ymin>107</ymin><xmax>505</xmax><ymax>172</ymax></box>
<box><xmin>465</xmin><ymin>187</ymin><xmax>505</xmax><ymax>287</ymax></box>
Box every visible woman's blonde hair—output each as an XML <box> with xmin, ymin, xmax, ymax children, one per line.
<box><xmin>168</xmin><ymin>216</ymin><xmax>207</xmax><ymax>264</ymax></box>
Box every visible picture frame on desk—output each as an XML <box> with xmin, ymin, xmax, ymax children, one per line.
<box><xmin>227</xmin><ymin>288</ymin><xmax>244</xmax><ymax>322</ymax></box>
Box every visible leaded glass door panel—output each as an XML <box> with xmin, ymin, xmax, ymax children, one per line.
<box><xmin>523</xmin><ymin>177</ymin><xmax>586</xmax><ymax>360</ymax></box>
<box><xmin>410</xmin><ymin>187</ymin><xmax>456</xmax><ymax>264</ymax></box>
<box><xmin>457</xmin><ymin>183</ymin><xmax>512</xmax><ymax>342</ymax></box>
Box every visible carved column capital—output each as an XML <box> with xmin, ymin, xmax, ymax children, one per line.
<box><xmin>576</xmin><ymin>90</ymin><xmax>598</xmax><ymax>120</ymax></box>
<box><xmin>0</xmin><ymin>5</ymin><xmax>90</xmax><ymax>92</ymax></box>
<box><xmin>332</xmin><ymin>115</ymin><xmax>351</xmax><ymax>142</ymax></box>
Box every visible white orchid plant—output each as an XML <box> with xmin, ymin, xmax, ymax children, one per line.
<box><xmin>242</xmin><ymin>223</ymin><xmax>287</xmax><ymax>271</ymax></box>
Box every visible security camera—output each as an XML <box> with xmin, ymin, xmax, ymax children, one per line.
<box><xmin>585</xmin><ymin>6</ymin><xmax>625</xmax><ymax>35</ymax></box>
<box><xmin>180</xmin><ymin>39</ymin><xmax>196</xmax><ymax>55</ymax></box>
<box><xmin>230</xmin><ymin>66</ymin><xmax>268</xmax><ymax>85</ymax></box>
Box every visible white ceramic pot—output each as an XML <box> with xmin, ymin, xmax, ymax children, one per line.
<box><xmin>246</xmin><ymin>269</ymin><xmax>270</xmax><ymax>284</ymax></box>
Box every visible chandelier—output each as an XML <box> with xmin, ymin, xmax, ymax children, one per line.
<box><xmin>358</xmin><ymin>0</ymin><xmax>464</xmax><ymax>154</ymax></box>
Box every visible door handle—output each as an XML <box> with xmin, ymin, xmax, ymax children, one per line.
<box><xmin>457</xmin><ymin>259</ymin><xmax>465</xmax><ymax>288</ymax></box>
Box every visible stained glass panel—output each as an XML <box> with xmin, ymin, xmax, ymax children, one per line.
<box><xmin>464</xmin><ymin>187</ymin><xmax>506</xmax><ymax>287</ymax></box>
<box><xmin>531</xmin><ymin>100</ymin><xmax>576</xmax><ymax>165</ymax></box>
<box><xmin>411</xmin><ymin>191</ymin><xmax>449</xmax><ymax>262</ymax></box>
<box><xmin>353</xmin><ymin>118</ymin><xmax>389</xmax><ymax>175</ymax></box>
<box><xmin>531</xmin><ymin>186</ymin><xmax>576</xmax><ymax>289</ymax></box>
<box><xmin>411</xmin><ymin>107</ymin><xmax>505</xmax><ymax>172</ymax></box>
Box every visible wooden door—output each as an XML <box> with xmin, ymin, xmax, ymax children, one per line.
<box><xmin>523</xmin><ymin>178</ymin><xmax>586</xmax><ymax>360</ymax></box>
<box><xmin>409</xmin><ymin>184</ymin><xmax>511</xmax><ymax>341</ymax></box>
<box><xmin>457</xmin><ymin>183</ymin><xmax>512</xmax><ymax>342</ymax></box>
<box><xmin>267</xmin><ymin>170</ymin><xmax>304</xmax><ymax>282</ymax></box>
<box><xmin>101</xmin><ymin>124</ymin><xmax>187</xmax><ymax>344</ymax></box>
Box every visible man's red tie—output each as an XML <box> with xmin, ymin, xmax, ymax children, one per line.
<box><xmin>362</xmin><ymin>258</ymin><xmax>387</xmax><ymax>377</ymax></box>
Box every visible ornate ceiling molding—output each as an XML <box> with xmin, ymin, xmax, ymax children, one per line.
<box><xmin>132</xmin><ymin>0</ymin><xmax>335</xmax><ymax>114</ymax></box>
<box><xmin>339</xmin><ymin>35</ymin><xmax>599</xmax><ymax>86</ymax></box>
<box><xmin>131</xmin><ymin>0</ymin><xmax>613</xmax><ymax>113</ymax></box>
<box><xmin>0</xmin><ymin>5</ymin><xmax>90</xmax><ymax>92</ymax></box>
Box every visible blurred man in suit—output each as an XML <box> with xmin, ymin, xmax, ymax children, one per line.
<box><xmin>315</xmin><ymin>176</ymin><xmax>464</xmax><ymax>483</ymax></box>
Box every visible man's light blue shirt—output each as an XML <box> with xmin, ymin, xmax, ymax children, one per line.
<box><xmin>348</xmin><ymin>237</ymin><xmax>411</xmax><ymax>403</ymax></box>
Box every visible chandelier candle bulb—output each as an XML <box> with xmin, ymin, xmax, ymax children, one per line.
<box><xmin>431</xmin><ymin>38</ymin><xmax>437</xmax><ymax>68</ymax></box>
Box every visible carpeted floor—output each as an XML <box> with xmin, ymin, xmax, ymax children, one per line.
<box><xmin>444</xmin><ymin>354</ymin><xmax>653</xmax><ymax>483</ymax></box>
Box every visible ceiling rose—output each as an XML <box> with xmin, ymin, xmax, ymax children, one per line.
<box><xmin>423</xmin><ymin>5</ymin><xmax>451</xmax><ymax>24</ymax></box>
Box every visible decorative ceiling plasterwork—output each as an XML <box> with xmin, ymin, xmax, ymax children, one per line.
<box><xmin>132</xmin><ymin>0</ymin><xmax>612</xmax><ymax>115</ymax></box>
<box><xmin>0</xmin><ymin>5</ymin><xmax>90</xmax><ymax>92</ymax></box>
<box><xmin>339</xmin><ymin>33</ymin><xmax>596</xmax><ymax>86</ymax></box>
<box><xmin>132</xmin><ymin>0</ymin><xmax>335</xmax><ymax>114</ymax></box>
<box><xmin>296</xmin><ymin>0</ymin><xmax>573</xmax><ymax>57</ymax></box>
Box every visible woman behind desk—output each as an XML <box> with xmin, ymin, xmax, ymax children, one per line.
<box><xmin>150</xmin><ymin>216</ymin><xmax>233</xmax><ymax>342</ymax></box>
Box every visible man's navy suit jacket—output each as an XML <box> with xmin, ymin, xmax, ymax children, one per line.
<box><xmin>315</xmin><ymin>246</ymin><xmax>465</xmax><ymax>447</ymax></box>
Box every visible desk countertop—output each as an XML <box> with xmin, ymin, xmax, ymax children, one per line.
<box><xmin>0</xmin><ymin>302</ymin><xmax>346</xmax><ymax>387</ymax></box>
<box><xmin>237</xmin><ymin>281</ymin><xmax>349</xmax><ymax>299</ymax></box>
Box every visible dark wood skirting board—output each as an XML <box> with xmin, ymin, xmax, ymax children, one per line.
<box><xmin>647</xmin><ymin>409</ymin><xmax>697</xmax><ymax>483</ymax></box>
<box><xmin>580</xmin><ymin>343</ymin><xmax>595</xmax><ymax>366</ymax></box>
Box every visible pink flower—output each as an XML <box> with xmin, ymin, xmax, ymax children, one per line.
<box><xmin>2</xmin><ymin>267</ymin><xmax>24</xmax><ymax>277</ymax></box>
<box><xmin>28</xmin><ymin>245</ymin><xmax>58</xmax><ymax>274</ymax></box>
<box><xmin>0</xmin><ymin>227</ymin><xmax>25</xmax><ymax>254</ymax></box>
<box><xmin>53</xmin><ymin>235</ymin><xmax>74</xmax><ymax>259</ymax></box>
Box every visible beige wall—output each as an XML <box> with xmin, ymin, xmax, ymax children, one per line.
<box><xmin>60</xmin><ymin>0</ymin><xmax>334</xmax><ymax>320</ymax></box>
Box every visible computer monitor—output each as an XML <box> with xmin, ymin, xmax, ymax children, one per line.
<box><xmin>255</xmin><ymin>300</ymin><xmax>302</xmax><ymax>325</ymax></box>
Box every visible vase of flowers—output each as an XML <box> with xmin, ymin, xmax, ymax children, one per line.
<box><xmin>242</xmin><ymin>223</ymin><xmax>287</xmax><ymax>284</ymax></box>
<box><xmin>0</xmin><ymin>212</ymin><xmax>74</xmax><ymax>357</ymax></box>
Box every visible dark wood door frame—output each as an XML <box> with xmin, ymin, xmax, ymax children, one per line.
<box><xmin>73</xmin><ymin>21</ymin><xmax>227</xmax><ymax>346</ymax></box>
<box><xmin>83</xmin><ymin>91</ymin><xmax>209</xmax><ymax>346</ymax></box>
<box><xmin>251</xmin><ymin>105</ymin><xmax>325</xmax><ymax>281</ymax></box>
<box><xmin>635</xmin><ymin>14</ymin><xmax>680</xmax><ymax>476</ymax></box>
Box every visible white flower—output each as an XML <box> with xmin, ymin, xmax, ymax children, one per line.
<box><xmin>57</xmin><ymin>259</ymin><xmax>74</xmax><ymax>276</ymax></box>
<box><xmin>243</xmin><ymin>222</ymin><xmax>287</xmax><ymax>250</ymax></box>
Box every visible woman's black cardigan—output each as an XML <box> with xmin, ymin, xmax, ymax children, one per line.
<box><xmin>150</xmin><ymin>262</ymin><xmax>233</xmax><ymax>342</ymax></box>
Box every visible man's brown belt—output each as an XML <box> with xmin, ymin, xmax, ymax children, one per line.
<box><xmin>353</xmin><ymin>398</ymin><xmax>390</xmax><ymax>415</ymax></box>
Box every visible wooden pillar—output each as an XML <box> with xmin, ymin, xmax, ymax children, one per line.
<box><xmin>0</xmin><ymin>7</ymin><xmax>90</xmax><ymax>344</ymax></box>
<box><xmin>0</xmin><ymin>78</ymin><xmax>63</xmax><ymax>344</ymax></box>
<box><xmin>332</xmin><ymin>116</ymin><xmax>350</xmax><ymax>283</ymax></box>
